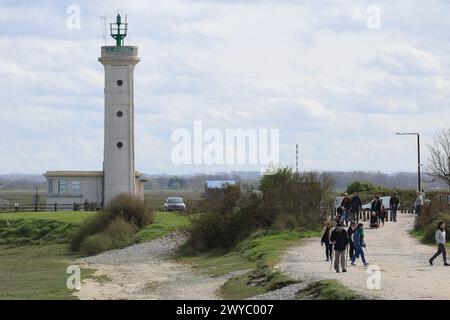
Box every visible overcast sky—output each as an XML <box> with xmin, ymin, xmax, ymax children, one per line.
<box><xmin>1</xmin><ymin>0</ymin><xmax>449</xmax><ymax>175</ymax></box>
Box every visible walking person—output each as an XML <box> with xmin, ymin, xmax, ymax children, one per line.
<box><xmin>429</xmin><ymin>221</ymin><xmax>449</xmax><ymax>266</ymax></box>
<box><xmin>351</xmin><ymin>223</ymin><xmax>369</xmax><ymax>266</ymax></box>
<box><xmin>330</xmin><ymin>223</ymin><xmax>349</xmax><ymax>273</ymax></box>
<box><xmin>415</xmin><ymin>192</ymin><xmax>424</xmax><ymax>215</ymax></box>
<box><xmin>379</xmin><ymin>204</ymin><xmax>386</xmax><ymax>227</ymax></box>
<box><xmin>321</xmin><ymin>220</ymin><xmax>333</xmax><ymax>262</ymax></box>
<box><xmin>389</xmin><ymin>192</ymin><xmax>400</xmax><ymax>222</ymax></box>
<box><xmin>350</xmin><ymin>192</ymin><xmax>362</xmax><ymax>222</ymax></box>
<box><xmin>341</xmin><ymin>193</ymin><xmax>351</xmax><ymax>227</ymax></box>
<box><xmin>347</xmin><ymin>222</ymin><xmax>357</xmax><ymax>260</ymax></box>
<box><xmin>335</xmin><ymin>207</ymin><xmax>343</xmax><ymax>225</ymax></box>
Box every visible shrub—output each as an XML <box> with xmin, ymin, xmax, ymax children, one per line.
<box><xmin>70</xmin><ymin>193</ymin><xmax>154</xmax><ymax>253</ymax></box>
<box><xmin>104</xmin><ymin>217</ymin><xmax>136</xmax><ymax>248</ymax></box>
<box><xmin>414</xmin><ymin>201</ymin><xmax>450</xmax><ymax>243</ymax></box>
<box><xmin>79</xmin><ymin>233</ymin><xmax>114</xmax><ymax>256</ymax></box>
<box><xmin>186</xmin><ymin>167</ymin><xmax>334</xmax><ymax>252</ymax></box>
<box><xmin>104</xmin><ymin>193</ymin><xmax>154</xmax><ymax>228</ymax></box>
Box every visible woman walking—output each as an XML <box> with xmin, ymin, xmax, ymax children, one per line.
<box><xmin>351</xmin><ymin>223</ymin><xmax>369</xmax><ymax>266</ymax></box>
<box><xmin>429</xmin><ymin>221</ymin><xmax>449</xmax><ymax>266</ymax></box>
<box><xmin>321</xmin><ymin>220</ymin><xmax>333</xmax><ymax>262</ymax></box>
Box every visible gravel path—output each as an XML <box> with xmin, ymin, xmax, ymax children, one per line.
<box><xmin>74</xmin><ymin>233</ymin><xmax>238</xmax><ymax>300</ymax></box>
<box><xmin>278</xmin><ymin>213</ymin><xmax>450</xmax><ymax>300</ymax></box>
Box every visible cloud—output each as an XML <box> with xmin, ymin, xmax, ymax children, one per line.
<box><xmin>0</xmin><ymin>0</ymin><xmax>449</xmax><ymax>174</ymax></box>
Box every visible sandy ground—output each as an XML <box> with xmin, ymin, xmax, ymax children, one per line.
<box><xmin>278</xmin><ymin>213</ymin><xmax>450</xmax><ymax>300</ymax></box>
<box><xmin>74</xmin><ymin>233</ymin><xmax>239</xmax><ymax>300</ymax></box>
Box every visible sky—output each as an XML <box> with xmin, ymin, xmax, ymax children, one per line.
<box><xmin>1</xmin><ymin>0</ymin><xmax>450</xmax><ymax>175</ymax></box>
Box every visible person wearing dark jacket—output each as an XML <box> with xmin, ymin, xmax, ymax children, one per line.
<box><xmin>341</xmin><ymin>193</ymin><xmax>351</xmax><ymax>227</ymax></box>
<box><xmin>389</xmin><ymin>192</ymin><xmax>400</xmax><ymax>222</ymax></box>
<box><xmin>347</xmin><ymin>222</ymin><xmax>357</xmax><ymax>259</ymax></box>
<box><xmin>351</xmin><ymin>223</ymin><xmax>369</xmax><ymax>266</ymax></box>
<box><xmin>350</xmin><ymin>192</ymin><xmax>362</xmax><ymax>222</ymax></box>
<box><xmin>321</xmin><ymin>221</ymin><xmax>333</xmax><ymax>261</ymax></box>
<box><xmin>330</xmin><ymin>223</ymin><xmax>349</xmax><ymax>273</ymax></box>
<box><xmin>371</xmin><ymin>195</ymin><xmax>382</xmax><ymax>225</ymax></box>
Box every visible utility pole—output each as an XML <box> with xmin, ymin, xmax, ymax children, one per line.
<box><xmin>417</xmin><ymin>133</ymin><xmax>421</xmax><ymax>192</ymax></box>
<box><xmin>396</xmin><ymin>132</ymin><xmax>421</xmax><ymax>192</ymax></box>
<box><xmin>296</xmin><ymin>144</ymin><xmax>299</xmax><ymax>174</ymax></box>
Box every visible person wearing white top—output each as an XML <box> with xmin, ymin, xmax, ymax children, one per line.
<box><xmin>429</xmin><ymin>221</ymin><xmax>449</xmax><ymax>266</ymax></box>
<box><xmin>414</xmin><ymin>192</ymin><xmax>424</xmax><ymax>215</ymax></box>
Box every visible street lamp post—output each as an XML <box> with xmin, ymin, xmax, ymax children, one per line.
<box><xmin>396</xmin><ymin>132</ymin><xmax>421</xmax><ymax>192</ymax></box>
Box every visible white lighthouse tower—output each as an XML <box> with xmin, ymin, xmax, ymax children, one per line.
<box><xmin>99</xmin><ymin>14</ymin><xmax>141</xmax><ymax>206</ymax></box>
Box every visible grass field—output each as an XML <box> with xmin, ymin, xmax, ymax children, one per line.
<box><xmin>0</xmin><ymin>210</ymin><xmax>93</xmax><ymax>300</ymax></box>
<box><xmin>0</xmin><ymin>209</ymin><xmax>190</xmax><ymax>299</ymax></box>
<box><xmin>0</xmin><ymin>190</ymin><xmax>47</xmax><ymax>204</ymax></box>
<box><xmin>0</xmin><ymin>211</ymin><xmax>95</xmax><ymax>224</ymax></box>
<box><xmin>0</xmin><ymin>244</ymin><xmax>94</xmax><ymax>300</ymax></box>
<box><xmin>136</xmin><ymin>211</ymin><xmax>191</xmax><ymax>242</ymax></box>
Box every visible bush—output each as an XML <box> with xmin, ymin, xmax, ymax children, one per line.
<box><xmin>70</xmin><ymin>193</ymin><xmax>154</xmax><ymax>253</ymax></box>
<box><xmin>104</xmin><ymin>194</ymin><xmax>154</xmax><ymax>228</ymax></box>
<box><xmin>79</xmin><ymin>233</ymin><xmax>114</xmax><ymax>256</ymax></box>
<box><xmin>104</xmin><ymin>217</ymin><xmax>136</xmax><ymax>248</ymax></box>
<box><xmin>186</xmin><ymin>167</ymin><xmax>334</xmax><ymax>252</ymax></box>
<box><xmin>414</xmin><ymin>201</ymin><xmax>450</xmax><ymax>243</ymax></box>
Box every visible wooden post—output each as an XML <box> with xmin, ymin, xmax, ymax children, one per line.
<box><xmin>54</xmin><ymin>202</ymin><xmax>57</xmax><ymax>212</ymax></box>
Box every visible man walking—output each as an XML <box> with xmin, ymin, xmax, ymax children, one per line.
<box><xmin>347</xmin><ymin>222</ymin><xmax>357</xmax><ymax>260</ymax></box>
<box><xmin>350</xmin><ymin>192</ymin><xmax>362</xmax><ymax>222</ymax></box>
<box><xmin>415</xmin><ymin>192</ymin><xmax>424</xmax><ymax>215</ymax></box>
<box><xmin>429</xmin><ymin>221</ymin><xmax>449</xmax><ymax>266</ymax></box>
<box><xmin>330</xmin><ymin>223</ymin><xmax>349</xmax><ymax>273</ymax></box>
<box><xmin>389</xmin><ymin>192</ymin><xmax>400</xmax><ymax>222</ymax></box>
<box><xmin>341</xmin><ymin>193</ymin><xmax>351</xmax><ymax>227</ymax></box>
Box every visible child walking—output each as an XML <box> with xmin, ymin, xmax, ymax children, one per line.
<box><xmin>429</xmin><ymin>221</ymin><xmax>449</xmax><ymax>266</ymax></box>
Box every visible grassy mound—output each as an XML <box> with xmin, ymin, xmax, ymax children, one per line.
<box><xmin>0</xmin><ymin>219</ymin><xmax>77</xmax><ymax>246</ymax></box>
<box><xmin>296</xmin><ymin>280</ymin><xmax>362</xmax><ymax>300</ymax></box>
<box><xmin>70</xmin><ymin>194</ymin><xmax>154</xmax><ymax>256</ymax></box>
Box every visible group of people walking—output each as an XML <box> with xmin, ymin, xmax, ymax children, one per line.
<box><xmin>321</xmin><ymin>220</ymin><xmax>369</xmax><ymax>273</ymax></box>
<box><xmin>321</xmin><ymin>191</ymin><xmax>448</xmax><ymax>273</ymax></box>
<box><xmin>335</xmin><ymin>192</ymin><xmax>401</xmax><ymax>229</ymax></box>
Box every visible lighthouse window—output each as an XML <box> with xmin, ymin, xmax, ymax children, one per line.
<box><xmin>117</xmin><ymin>142</ymin><xmax>123</xmax><ymax>148</ymax></box>
<box><xmin>117</xmin><ymin>80</ymin><xmax>123</xmax><ymax>86</ymax></box>
<box><xmin>117</xmin><ymin>111</ymin><xmax>123</xmax><ymax>117</ymax></box>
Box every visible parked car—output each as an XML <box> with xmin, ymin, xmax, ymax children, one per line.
<box><xmin>362</xmin><ymin>196</ymin><xmax>400</xmax><ymax>211</ymax></box>
<box><xmin>163</xmin><ymin>197</ymin><xmax>186</xmax><ymax>212</ymax></box>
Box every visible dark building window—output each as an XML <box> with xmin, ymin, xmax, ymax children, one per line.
<box><xmin>117</xmin><ymin>80</ymin><xmax>123</xmax><ymax>86</ymax></box>
<box><xmin>117</xmin><ymin>142</ymin><xmax>123</xmax><ymax>148</ymax></box>
<box><xmin>117</xmin><ymin>111</ymin><xmax>123</xmax><ymax>117</ymax></box>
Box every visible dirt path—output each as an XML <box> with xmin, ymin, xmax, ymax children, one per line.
<box><xmin>278</xmin><ymin>213</ymin><xmax>450</xmax><ymax>300</ymax></box>
<box><xmin>74</xmin><ymin>233</ymin><xmax>236</xmax><ymax>300</ymax></box>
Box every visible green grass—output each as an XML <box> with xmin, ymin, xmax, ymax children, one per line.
<box><xmin>177</xmin><ymin>229</ymin><xmax>321</xmax><ymax>299</ymax></box>
<box><xmin>296</xmin><ymin>280</ymin><xmax>362</xmax><ymax>300</ymax></box>
<box><xmin>0</xmin><ymin>190</ymin><xmax>47</xmax><ymax>204</ymax></box>
<box><xmin>136</xmin><ymin>211</ymin><xmax>191</xmax><ymax>242</ymax></box>
<box><xmin>0</xmin><ymin>211</ymin><xmax>95</xmax><ymax>224</ymax></box>
<box><xmin>0</xmin><ymin>244</ymin><xmax>94</xmax><ymax>300</ymax></box>
<box><xmin>0</xmin><ymin>219</ymin><xmax>79</xmax><ymax>246</ymax></box>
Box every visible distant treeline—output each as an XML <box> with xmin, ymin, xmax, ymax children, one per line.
<box><xmin>0</xmin><ymin>171</ymin><xmax>447</xmax><ymax>191</ymax></box>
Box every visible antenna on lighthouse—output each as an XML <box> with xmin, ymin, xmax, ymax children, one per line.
<box><xmin>101</xmin><ymin>16</ymin><xmax>107</xmax><ymax>46</ymax></box>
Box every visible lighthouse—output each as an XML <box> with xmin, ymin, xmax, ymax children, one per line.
<box><xmin>43</xmin><ymin>15</ymin><xmax>145</xmax><ymax>208</ymax></box>
<box><xmin>99</xmin><ymin>14</ymin><xmax>141</xmax><ymax>205</ymax></box>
